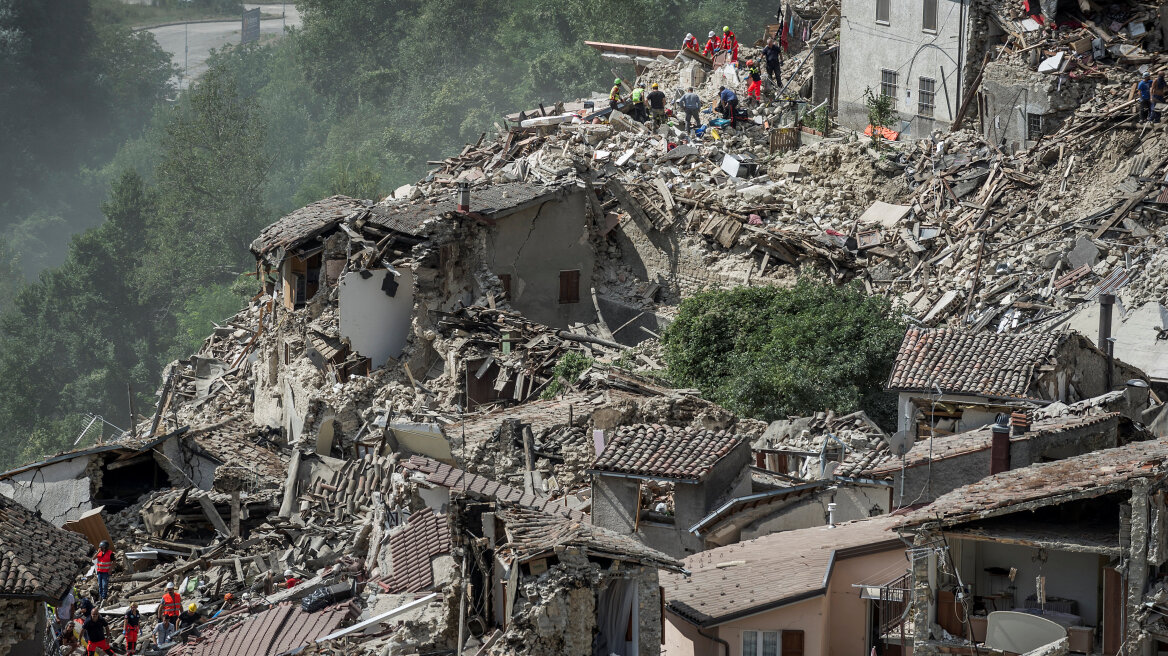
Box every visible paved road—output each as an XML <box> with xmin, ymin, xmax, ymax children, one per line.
<box><xmin>147</xmin><ymin>4</ymin><xmax>302</xmax><ymax>90</ymax></box>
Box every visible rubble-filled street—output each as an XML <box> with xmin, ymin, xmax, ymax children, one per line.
<box><xmin>6</xmin><ymin>1</ymin><xmax>1168</xmax><ymax>655</ymax></box>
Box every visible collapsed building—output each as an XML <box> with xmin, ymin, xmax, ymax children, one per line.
<box><xmin>7</xmin><ymin>1</ymin><xmax>1168</xmax><ymax>654</ymax></box>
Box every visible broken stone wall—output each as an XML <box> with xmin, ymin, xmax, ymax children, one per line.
<box><xmin>484</xmin><ymin>188</ymin><xmax>598</xmax><ymax>329</ymax></box>
<box><xmin>982</xmin><ymin>59</ymin><xmax>1098</xmax><ymax>152</ymax></box>
<box><xmin>0</xmin><ymin>455</ymin><xmax>94</xmax><ymax>526</ymax></box>
<box><xmin>0</xmin><ymin>598</ymin><xmax>41</xmax><ymax>656</ymax></box>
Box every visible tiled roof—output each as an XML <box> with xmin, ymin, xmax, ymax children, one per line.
<box><xmin>663</xmin><ymin>515</ymin><xmax>902</xmax><ymax>627</ymax></box>
<box><xmin>899</xmin><ymin>438</ymin><xmax>1168</xmax><ymax>528</ymax></box>
<box><xmin>448</xmin><ymin>393</ymin><xmax>594</xmax><ymax>448</ymax></box>
<box><xmin>886</xmin><ymin>328</ymin><xmax>1063</xmax><ymax>398</ymax></box>
<box><xmin>173</xmin><ymin>602</ymin><xmax>350</xmax><ymax>656</ymax></box>
<box><xmin>869</xmin><ymin>412</ymin><xmax>1122</xmax><ymax>475</ymax></box>
<box><xmin>400</xmin><ymin>455</ymin><xmax>584</xmax><ymax>519</ymax></box>
<box><xmin>497</xmin><ymin>506</ymin><xmax>681</xmax><ymax>571</ymax></box>
<box><xmin>250</xmin><ymin>195</ymin><xmax>371</xmax><ymax>259</ymax></box>
<box><xmin>0</xmin><ymin>494</ymin><xmax>90</xmax><ymax>602</ymax></box>
<box><xmin>591</xmin><ymin>424</ymin><xmax>745</xmax><ymax>482</ymax></box>
<box><xmin>387</xmin><ymin>508</ymin><xmax>451</xmax><ymax>593</ymax></box>
<box><xmin>185</xmin><ymin>417</ymin><xmax>287</xmax><ymax>486</ymax></box>
<box><xmin>367</xmin><ymin>182</ymin><xmax>570</xmax><ymax>236</ymax></box>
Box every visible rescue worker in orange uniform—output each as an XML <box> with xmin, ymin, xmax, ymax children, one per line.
<box><xmin>703</xmin><ymin>31</ymin><xmax>719</xmax><ymax>57</ymax></box>
<box><xmin>721</xmin><ymin>26</ymin><xmax>739</xmax><ymax>63</ymax></box>
<box><xmin>682</xmin><ymin>32</ymin><xmax>699</xmax><ymax>51</ymax></box>
<box><xmin>94</xmin><ymin>541</ymin><xmax>114</xmax><ymax>601</ymax></box>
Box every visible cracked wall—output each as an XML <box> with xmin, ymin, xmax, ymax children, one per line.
<box><xmin>0</xmin><ymin>456</ymin><xmax>94</xmax><ymax>525</ymax></box>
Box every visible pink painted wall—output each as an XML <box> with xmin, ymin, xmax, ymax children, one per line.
<box><xmin>662</xmin><ymin>548</ymin><xmax>908</xmax><ymax>656</ymax></box>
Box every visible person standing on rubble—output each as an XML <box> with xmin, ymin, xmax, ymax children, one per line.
<box><xmin>721</xmin><ymin>26</ymin><xmax>739</xmax><ymax>64</ymax></box>
<box><xmin>631</xmin><ymin>83</ymin><xmax>648</xmax><ymax>122</ymax></box>
<box><xmin>704</xmin><ymin>31</ymin><xmax>719</xmax><ymax>57</ymax></box>
<box><xmin>1139</xmin><ymin>72</ymin><xmax>1154</xmax><ymax>122</ymax></box>
<box><xmin>762</xmin><ymin>38</ymin><xmax>782</xmax><ymax>84</ymax></box>
<box><xmin>1153</xmin><ymin>73</ymin><xmax>1167</xmax><ymax>122</ymax></box>
<box><xmin>745</xmin><ymin>60</ymin><xmax>763</xmax><ymax>103</ymax></box>
<box><xmin>81</xmin><ymin>608</ymin><xmax>114</xmax><ymax>655</ymax></box>
<box><xmin>93</xmin><ymin>541</ymin><xmax>114</xmax><ymax>602</ymax></box>
<box><xmin>152</xmin><ymin>615</ymin><xmax>174</xmax><ymax>648</ymax></box>
<box><xmin>718</xmin><ymin>85</ymin><xmax>739</xmax><ymax>126</ymax></box>
<box><xmin>159</xmin><ymin>581</ymin><xmax>182</xmax><ymax>635</ymax></box>
<box><xmin>679</xmin><ymin>87</ymin><xmax>703</xmax><ymax>132</ymax></box>
<box><xmin>124</xmin><ymin>603</ymin><xmax>140</xmax><ymax>656</ymax></box>
<box><xmin>647</xmin><ymin>83</ymin><xmax>667</xmax><ymax>124</ymax></box>
<box><xmin>609</xmin><ymin>78</ymin><xmax>623</xmax><ymax>110</ymax></box>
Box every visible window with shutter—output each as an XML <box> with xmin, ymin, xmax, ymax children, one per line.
<box><xmin>781</xmin><ymin>630</ymin><xmax>805</xmax><ymax>656</ymax></box>
<box><xmin>559</xmin><ymin>270</ymin><xmax>580</xmax><ymax>304</ymax></box>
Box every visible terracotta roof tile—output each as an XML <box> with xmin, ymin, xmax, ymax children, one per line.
<box><xmin>401</xmin><ymin>455</ymin><xmax>583</xmax><ymax>519</ymax></box>
<box><xmin>496</xmin><ymin>506</ymin><xmax>681</xmax><ymax>571</ymax></box>
<box><xmin>0</xmin><ymin>494</ymin><xmax>89</xmax><ymax>603</ymax></box>
<box><xmin>185</xmin><ymin>417</ymin><xmax>287</xmax><ymax>487</ymax></box>
<box><xmin>175</xmin><ymin>602</ymin><xmax>349</xmax><ymax>656</ymax></box>
<box><xmin>386</xmin><ymin>508</ymin><xmax>451</xmax><ymax>594</ymax></box>
<box><xmin>250</xmin><ymin>196</ymin><xmax>372</xmax><ymax>259</ymax></box>
<box><xmin>886</xmin><ymin>328</ymin><xmax>1063</xmax><ymax>399</ymax></box>
<box><xmin>662</xmin><ymin>515</ymin><xmax>902</xmax><ymax>627</ymax></box>
<box><xmin>367</xmin><ymin>182</ymin><xmax>571</xmax><ymax>237</ymax></box>
<box><xmin>592</xmin><ymin>424</ymin><xmax>745</xmax><ymax>481</ymax></box>
<box><xmin>899</xmin><ymin>438</ymin><xmax>1168</xmax><ymax>527</ymax></box>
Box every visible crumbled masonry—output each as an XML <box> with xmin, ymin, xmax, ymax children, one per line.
<box><xmin>8</xmin><ymin>0</ymin><xmax>1168</xmax><ymax>654</ymax></box>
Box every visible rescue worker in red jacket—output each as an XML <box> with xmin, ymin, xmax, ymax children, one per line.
<box><xmin>703</xmin><ymin>31</ymin><xmax>719</xmax><ymax>57</ymax></box>
<box><xmin>721</xmin><ymin>26</ymin><xmax>739</xmax><ymax>63</ymax></box>
<box><xmin>124</xmin><ymin>602</ymin><xmax>141</xmax><ymax>655</ymax></box>
<box><xmin>682</xmin><ymin>32</ymin><xmax>699</xmax><ymax>51</ymax></box>
<box><xmin>94</xmin><ymin>541</ymin><xmax>114</xmax><ymax>601</ymax></box>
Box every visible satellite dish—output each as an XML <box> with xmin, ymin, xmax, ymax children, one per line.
<box><xmin>889</xmin><ymin>430</ymin><xmax>913</xmax><ymax>457</ymax></box>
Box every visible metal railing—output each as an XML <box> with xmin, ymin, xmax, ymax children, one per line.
<box><xmin>878</xmin><ymin>572</ymin><xmax>913</xmax><ymax>637</ymax></box>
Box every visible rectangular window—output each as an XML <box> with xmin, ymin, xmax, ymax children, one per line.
<box><xmin>918</xmin><ymin>77</ymin><xmax>936</xmax><ymax>118</ymax></box>
<box><xmin>876</xmin><ymin>0</ymin><xmax>890</xmax><ymax>23</ymax></box>
<box><xmin>1027</xmin><ymin>113</ymin><xmax>1044</xmax><ymax>141</ymax></box>
<box><xmin>881</xmin><ymin>69</ymin><xmax>899</xmax><ymax>110</ymax></box>
<box><xmin>558</xmin><ymin>270</ymin><xmax>580</xmax><ymax>304</ymax></box>
<box><xmin>923</xmin><ymin>0</ymin><xmax>938</xmax><ymax>31</ymax></box>
<box><xmin>743</xmin><ymin>631</ymin><xmax>781</xmax><ymax>656</ymax></box>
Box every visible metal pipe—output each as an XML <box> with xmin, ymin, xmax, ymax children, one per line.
<box><xmin>698</xmin><ymin>626</ymin><xmax>731</xmax><ymax>656</ymax></box>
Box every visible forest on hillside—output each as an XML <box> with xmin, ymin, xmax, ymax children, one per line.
<box><xmin>0</xmin><ymin>0</ymin><xmax>771</xmax><ymax>466</ymax></box>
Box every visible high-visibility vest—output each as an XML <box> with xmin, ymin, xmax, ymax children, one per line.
<box><xmin>609</xmin><ymin>85</ymin><xmax>621</xmax><ymax>101</ymax></box>
<box><xmin>161</xmin><ymin>592</ymin><xmax>182</xmax><ymax>617</ymax></box>
<box><xmin>95</xmin><ymin>550</ymin><xmax>113</xmax><ymax>574</ymax></box>
<box><xmin>631</xmin><ymin>88</ymin><xmax>644</xmax><ymax>103</ymax></box>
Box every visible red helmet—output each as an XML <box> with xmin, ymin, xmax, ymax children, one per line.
<box><xmin>747</xmin><ymin>59</ymin><xmax>755</xmax><ymax>66</ymax></box>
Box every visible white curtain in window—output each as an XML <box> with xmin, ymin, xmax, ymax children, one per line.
<box><xmin>595</xmin><ymin>578</ymin><xmax>637</xmax><ymax>656</ymax></box>
<box><xmin>744</xmin><ymin>631</ymin><xmax>759</xmax><ymax>656</ymax></box>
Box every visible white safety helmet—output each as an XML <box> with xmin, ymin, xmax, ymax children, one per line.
<box><xmin>166</xmin><ymin>582</ymin><xmax>175</xmax><ymax>589</ymax></box>
<box><xmin>284</xmin><ymin>569</ymin><xmax>294</xmax><ymax>578</ymax></box>
<box><xmin>686</xmin><ymin>33</ymin><xmax>693</xmax><ymax>39</ymax></box>
<box><xmin>708</xmin><ymin>31</ymin><xmax>715</xmax><ymax>38</ymax></box>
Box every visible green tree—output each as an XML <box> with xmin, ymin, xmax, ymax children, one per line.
<box><xmin>146</xmin><ymin>66</ymin><xmax>270</xmax><ymax>300</ymax></box>
<box><xmin>662</xmin><ymin>280</ymin><xmax>906</xmax><ymax>426</ymax></box>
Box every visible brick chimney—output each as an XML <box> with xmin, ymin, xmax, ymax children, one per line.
<box><xmin>1010</xmin><ymin>410</ymin><xmax>1031</xmax><ymax>436</ymax></box>
<box><xmin>990</xmin><ymin>422</ymin><xmax>1011</xmax><ymax>475</ymax></box>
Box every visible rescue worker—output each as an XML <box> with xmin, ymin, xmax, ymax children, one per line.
<box><xmin>718</xmin><ymin>85</ymin><xmax>739</xmax><ymax>127</ymax></box>
<box><xmin>745</xmin><ymin>59</ymin><xmax>763</xmax><ymax>102</ymax></box>
<box><xmin>630</xmin><ymin>83</ymin><xmax>647</xmax><ymax>122</ymax></box>
<box><xmin>762</xmin><ymin>38</ymin><xmax>782</xmax><ymax>83</ymax></box>
<box><xmin>609</xmin><ymin>78</ymin><xmax>623</xmax><ymax>110</ymax></box>
<box><xmin>679</xmin><ymin>86</ymin><xmax>702</xmax><ymax>132</ymax></box>
<box><xmin>160</xmin><ymin>581</ymin><xmax>182</xmax><ymax>632</ymax></box>
<box><xmin>124</xmin><ymin>602</ymin><xmax>141</xmax><ymax>656</ymax></box>
<box><xmin>213</xmin><ymin>593</ymin><xmax>238</xmax><ymax>619</ymax></box>
<box><xmin>647</xmin><ymin>82</ymin><xmax>667</xmax><ymax>124</ymax></box>
<box><xmin>1139</xmin><ymin>72</ymin><xmax>1154</xmax><ymax>122</ymax></box>
<box><xmin>721</xmin><ymin>26</ymin><xmax>739</xmax><ymax>63</ymax></box>
<box><xmin>93</xmin><ymin>540</ymin><xmax>113</xmax><ymax>601</ymax></box>
<box><xmin>284</xmin><ymin>569</ymin><xmax>302</xmax><ymax>589</ymax></box>
<box><xmin>703</xmin><ymin>31</ymin><xmax>719</xmax><ymax>57</ymax></box>
<box><xmin>177</xmin><ymin>603</ymin><xmax>203</xmax><ymax>642</ymax></box>
<box><xmin>682</xmin><ymin>32</ymin><xmax>699</xmax><ymax>51</ymax></box>
<box><xmin>81</xmin><ymin>608</ymin><xmax>114</xmax><ymax>655</ymax></box>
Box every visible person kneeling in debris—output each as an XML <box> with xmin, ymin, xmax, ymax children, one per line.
<box><xmin>124</xmin><ymin>602</ymin><xmax>141</xmax><ymax>655</ymax></box>
<box><xmin>718</xmin><ymin>86</ymin><xmax>739</xmax><ymax>126</ymax></box>
<box><xmin>82</xmin><ymin>608</ymin><xmax>114</xmax><ymax>655</ymax></box>
<box><xmin>284</xmin><ymin>569</ymin><xmax>302</xmax><ymax>588</ymax></box>
<box><xmin>177</xmin><ymin>603</ymin><xmax>204</xmax><ymax>642</ymax></box>
<box><xmin>647</xmin><ymin>83</ymin><xmax>667</xmax><ymax>124</ymax></box>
